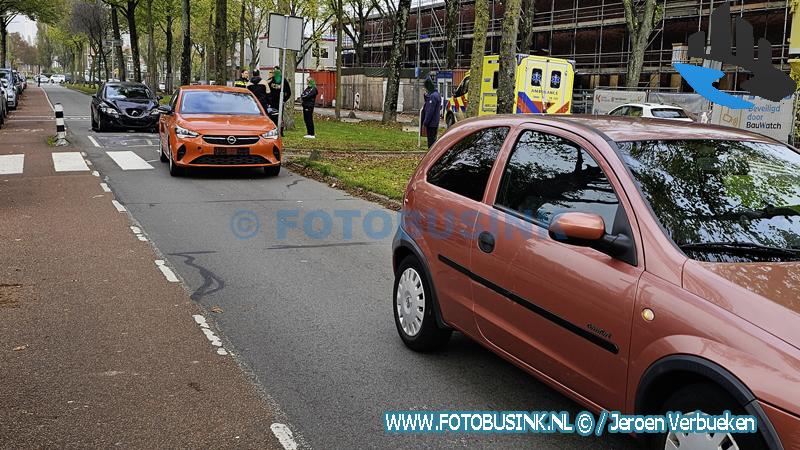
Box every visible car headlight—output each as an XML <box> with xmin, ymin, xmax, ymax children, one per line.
<box><xmin>175</xmin><ymin>125</ymin><xmax>199</xmax><ymax>139</ymax></box>
<box><xmin>261</xmin><ymin>129</ymin><xmax>279</xmax><ymax>139</ymax></box>
<box><xmin>100</xmin><ymin>105</ymin><xmax>119</xmax><ymax>117</ymax></box>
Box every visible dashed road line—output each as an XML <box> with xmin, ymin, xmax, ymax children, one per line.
<box><xmin>129</xmin><ymin>226</ymin><xmax>147</xmax><ymax>241</ymax></box>
<box><xmin>87</xmin><ymin>135</ymin><xmax>101</xmax><ymax>148</ymax></box>
<box><xmin>0</xmin><ymin>154</ymin><xmax>24</xmax><ymax>175</ymax></box>
<box><xmin>52</xmin><ymin>152</ymin><xmax>90</xmax><ymax>172</ymax></box>
<box><xmin>111</xmin><ymin>200</ymin><xmax>126</xmax><ymax>212</ymax></box>
<box><xmin>155</xmin><ymin>259</ymin><xmax>179</xmax><ymax>282</ymax></box>
<box><xmin>107</xmin><ymin>151</ymin><xmax>154</xmax><ymax>170</ymax></box>
<box><xmin>270</xmin><ymin>424</ymin><xmax>299</xmax><ymax>450</ymax></box>
<box><xmin>191</xmin><ymin>314</ymin><xmax>229</xmax><ymax>356</ymax></box>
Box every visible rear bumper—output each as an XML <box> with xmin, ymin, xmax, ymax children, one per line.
<box><xmin>173</xmin><ymin>135</ymin><xmax>282</xmax><ymax>168</ymax></box>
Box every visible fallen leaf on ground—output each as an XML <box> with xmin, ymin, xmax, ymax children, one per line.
<box><xmin>210</xmin><ymin>306</ymin><xmax>224</xmax><ymax>313</ymax></box>
<box><xmin>13</xmin><ymin>345</ymin><xmax>27</xmax><ymax>351</ymax></box>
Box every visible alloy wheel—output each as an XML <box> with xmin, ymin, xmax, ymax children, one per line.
<box><xmin>664</xmin><ymin>412</ymin><xmax>740</xmax><ymax>450</ymax></box>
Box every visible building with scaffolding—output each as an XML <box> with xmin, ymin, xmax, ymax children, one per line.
<box><xmin>350</xmin><ymin>0</ymin><xmax>791</xmax><ymax>91</ymax></box>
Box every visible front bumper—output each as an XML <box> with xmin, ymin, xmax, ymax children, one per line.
<box><xmin>106</xmin><ymin>113</ymin><xmax>158</xmax><ymax>129</ymax></box>
<box><xmin>173</xmin><ymin>135</ymin><xmax>282</xmax><ymax>168</ymax></box>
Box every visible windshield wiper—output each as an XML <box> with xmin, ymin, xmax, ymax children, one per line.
<box><xmin>679</xmin><ymin>241</ymin><xmax>800</xmax><ymax>259</ymax></box>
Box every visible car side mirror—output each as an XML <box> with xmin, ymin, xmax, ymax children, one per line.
<box><xmin>157</xmin><ymin>105</ymin><xmax>173</xmax><ymax>115</ymax></box>
<box><xmin>548</xmin><ymin>212</ymin><xmax>632</xmax><ymax>259</ymax></box>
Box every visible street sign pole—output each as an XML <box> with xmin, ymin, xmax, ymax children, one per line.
<box><xmin>276</xmin><ymin>22</ymin><xmax>289</xmax><ymax>137</ymax></box>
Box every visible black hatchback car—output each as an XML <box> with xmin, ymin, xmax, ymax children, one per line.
<box><xmin>91</xmin><ymin>82</ymin><xmax>160</xmax><ymax>132</ymax></box>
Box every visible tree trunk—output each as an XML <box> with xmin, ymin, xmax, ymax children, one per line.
<box><xmin>126</xmin><ymin>1</ymin><xmax>142</xmax><ymax>82</ymax></box>
<box><xmin>381</xmin><ymin>0</ymin><xmax>411</xmax><ymax>123</ymax></box>
<box><xmin>445</xmin><ymin>0</ymin><xmax>458</xmax><ymax>69</ymax></box>
<box><xmin>111</xmin><ymin>7</ymin><xmax>126</xmax><ymax>81</ymax></box>
<box><xmin>165</xmin><ymin>14</ymin><xmax>173</xmax><ymax>92</ymax></box>
<box><xmin>239</xmin><ymin>0</ymin><xmax>245</xmax><ymax>70</ymax></box>
<box><xmin>146</xmin><ymin>0</ymin><xmax>156</xmax><ymax>88</ymax></box>
<box><xmin>519</xmin><ymin>0</ymin><xmax>534</xmax><ymax>54</ymax></box>
<box><xmin>180</xmin><ymin>0</ymin><xmax>191</xmax><ymax>85</ymax></box>
<box><xmin>496</xmin><ymin>0</ymin><xmax>522</xmax><ymax>114</ymax></box>
<box><xmin>466</xmin><ymin>0</ymin><xmax>488</xmax><ymax>117</ymax></box>
<box><xmin>0</xmin><ymin>18</ymin><xmax>7</xmax><ymax>68</ymax></box>
<box><xmin>622</xmin><ymin>0</ymin><xmax>658</xmax><ymax>88</ymax></box>
<box><xmin>213</xmin><ymin>0</ymin><xmax>226</xmax><ymax>85</ymax></box>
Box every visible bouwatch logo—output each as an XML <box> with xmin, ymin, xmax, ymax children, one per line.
<box><xmin>674</xmin><ymin>3</ymin><xmax>796</xmax><ymax>109</ymax></box>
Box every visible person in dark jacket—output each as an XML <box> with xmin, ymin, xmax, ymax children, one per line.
<box><xmin>267</xmin><ymin>66</ymin><xmax>292</xmax><ymax>110</ymax></box>
<box><xmin>247</xmin><ymin>69</ymin><xmax>270</xmax><ymax>112</ymax></box>
<box><xmin>300</xmin><ymin>78</ymin><xmax>318</xmax><ymax>138</ymax></box>
<box><xmin>421</xmin><ymin>77</ymin><xmax>442</xmax><ymax>148</ymax></box>
<box><xmin>234</xmin><ymin>69</ymin><xmax>249</xmax><ymax>88</ymax></box>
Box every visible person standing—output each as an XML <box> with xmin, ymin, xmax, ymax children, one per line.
<box><xmin>247</xmin><ymin>69</ymin><xmax>270</xmax><ymax>112</ymax></box>
<box><xmin>234</xmin><ymin>69</ymin><xmax>249</xmax><ymax>88</ymax></box>
<box><xmin>267</xmin><ymin>66</ymin><xmax>292</xmax><ymax>135</ymax></box>
<box><xmin>421</xmin><ymin>77</ymin><xmax>442</xmax><ymax>148</ymax></box>
<box><xmin>300</xmin><ymin>78</ymin><xmax>318</xmax><ymax>138</ymax></box>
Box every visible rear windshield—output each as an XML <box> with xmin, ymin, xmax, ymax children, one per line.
<box><xmin>651</xmin><ymin>108</ymin><xmax>688</xmax><ymax>118</ymax></box>
<box><xmin>180</xmin><ymin>91</ymin><xmax>262</xmax><ymax>115</ymax></box>
<box><xmin>106</xmin><ymin>85</ymin><xmax>153</xmax><ymax>100</ymax></box>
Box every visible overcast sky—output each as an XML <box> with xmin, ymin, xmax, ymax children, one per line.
<box><xmin>9</xmin><ymin>16</ymin><xmax>37</xmax><ymax>44</ymax></box>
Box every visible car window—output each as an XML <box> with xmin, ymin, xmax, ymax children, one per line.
<box><xmin>453</xmin><ymin>76</ymin><xmax>469</xmax><ymax>97</ymax></box>
<box><xmin>628</xmin><ymin>107</ymin><xmax>643</xmax><ymax>117</ymax></box>
<box><xmin>609</xmin><ymin>106</ymin><xmax>627</xmax><ymax>116</ymax></box>
<box><xmin>179</xmin><ymin>91</ymin><xmax>262</xmax><ymax>115</ymax></box>
<box><xmin>550</xmin><ymin>70</ymin><xmax>562</xmax><ymax>89</ymax></box>
<box><xmin>651</xmin><ymin>108</ymin><xmax>688</xmax><ymax>118</ymax></box>
<box><xmin>106</xmin><ymin>85</ymin><xmax>153</xmax><ymax>100</ymax></box>
<box><xmin>491</xmin><ymin>71</ymin><xmax>499</xmax><ymax>90</ymax></box>
<box><xmin>531</xmin><ymin>68</ymin><xmax>543</xmax><ymax>87</ymax></box>
<box><xmin>495</xmin><ymin>130</ymin><xmax>620</xmax><ymax>233</ymax></box>
<box><xmin>427</xmin><ymin>127</ymin><xmax>509</xmax><ymax>202</ymax></box>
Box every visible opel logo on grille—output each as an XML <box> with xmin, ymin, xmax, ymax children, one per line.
<box><xmin>227</xmin><ymin>136</ymin><xmax>237</xmax><ymax>145</ymax></box>
<box><xmin>130</xmin><ymin>110</ymin><xmax>139</xmax><ymax>116</ymax></box>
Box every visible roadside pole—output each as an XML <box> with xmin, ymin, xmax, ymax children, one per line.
<box><xmin>276</xmin><ymin>25</ymin><xmax>288</xmax><ymax>135</ymax></box>
<box><xmin>268</xmin><ymin>14</ymin><xmax>304</xmax><ymax>136</ymax></box>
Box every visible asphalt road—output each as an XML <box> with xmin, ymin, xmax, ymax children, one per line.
<box><xmin>44</xmin><ymin>84</ymin><xmax>637</xmax><ymax>449</ymax></box>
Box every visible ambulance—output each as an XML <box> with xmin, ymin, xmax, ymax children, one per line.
<box><xmin>445</xmin><ymin>54</ymin><xmax>575</xmax><ymax>127</ymax></box>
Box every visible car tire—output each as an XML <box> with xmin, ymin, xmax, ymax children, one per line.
<box><xmin>167</xmin><ymin>141</ymin><xmax>184</xmax><ymax>177</ymax></box>
<box><xmin>97</xmin><ymin>115</ymin><xmax>107</xmax><ymax>132</ymax></box>
<box><xmin>159</xmin><ymin>144</ymin><xmax>169</xmax><ymax>163</ymax></box>
<box><xmin>650</xmin><ymin>382</ymin><xmax>768</xmax><ymax>450</ymax></box>
<box><xmin>393</xmin><ymin>255</ymin><xmax>452</xmax><ymax>352</ymax></box>
<box><xmin>90</xmin><ymin>113</ymin><xmax>98</xmax><ymax>131</ymax></box>
<box><xmin>264</xmin><ymin>165</ymin><xmax>280</xmax><ymax>177</ymax></box>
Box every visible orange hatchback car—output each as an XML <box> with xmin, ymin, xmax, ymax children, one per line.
<box><xmin>392</xmin><ymin>115</ymin><xmax>800</xmax><ymax>449</ymax></box>
<box><xmin>156</xmin><ymin>85</ymin><xmax>281</xmax><ymax>177</ymax></box>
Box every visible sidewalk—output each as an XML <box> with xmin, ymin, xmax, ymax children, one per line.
<box><xmin>0</xmin><ymin>87</ymin><xmax>283</xmax><ymax>448</ymax></box>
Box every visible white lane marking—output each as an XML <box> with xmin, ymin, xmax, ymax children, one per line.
<box><xmin>155</xmin><ymin>260</ymin><xmax>179</xmax><ymax>282</ymax></box>
<box><xmin>52</xmin><ymin>152</ymin><xmax>90</xmax><ymax>172</ymax></box>
<box><xmin>270</xmin><ymin>424</ymin><xmax>299</xmax><ymax>450</ymax></box>
<box><xmin>106</xmin><ymin>151</ymin><xmax>154</xmax><ymax>170</ymax></box>
<box><xmin>111</xmin><ymin>200</ymin><xmax>126</xmax><ymax>212</ymax></box>
<box><xmin>191</xmin><ymin>314</ymin><xmax>229</xmax><ymax>356</ymax></box>
<box><xmin>87</xmin><ymin>135</ymin><xmax>101</xmax><ymax>148</ymax></box>
<box><xmin>0</xmin><ymin>154</ymin><xmax>24</xmax><ymax>175</ymax></box>
<box><xmin>100</xmin><ymin>182</ymin><xmax>111</xmax><ymax>192</ymax></box>
<box><xmin>42</xmin><ymin>88</ymin><xmax>55</xmax><ymax>111</ymax></box>
<box><xmin>130</xmin><ymin>225</ymin><xmax>148</xmax><ymax>241</ymax></box>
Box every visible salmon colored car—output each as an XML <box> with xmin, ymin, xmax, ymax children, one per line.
<box><xmin>392</xmin><ymin>115</ymin><xmax>800</xmax><ymax>449</ymax></box>
<box><xmin>156</xmin><ymin>85</ymin><xmax>281</xmax><ymax>177</ymax></box>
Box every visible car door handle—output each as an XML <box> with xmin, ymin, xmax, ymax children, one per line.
<box><xmin>478</xmin><ymin>231</ymin><xmax>495</xmax><ymax>253</ymax></box>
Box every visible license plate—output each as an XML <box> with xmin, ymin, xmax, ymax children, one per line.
<box><xmin>213</xmin><ymin>147</ymin><xmax>249</xmax><ymax>156</ymax></box>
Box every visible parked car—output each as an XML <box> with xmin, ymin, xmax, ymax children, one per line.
<box><xmin>392</xmin><ymin>115</ymin><xmax>800</xmax><ymax>450</ymax></box>
<box><xmin>49</xmin><ymin>74</ymin><xmax>65</xmax><ymax>83</ymax></box>
<box><xmin>0</xmin><ymin>80</ymin><xmax>7</xmax><ymax>127</ymax></box>
<box><xmin>91</xmin><ymin>81</ymin><xmax>160</xmax><ymax>132</ymax></box>
<box><xmin>11</xmin><ymin>70</ymin><xmax>23</xmax><ymax>95</ymax></box>
<box><xmin>34</xmin><ymin>74</ymin><xmax>49</xmax><ymax>83</ymax></box>
<box><xmin>608</xmin><ymin>103</ymin><xmax>693</xmax><ymax>121</ymax></box>
<box><xmin>156</xmin><ymin>85</ymin><xmax>281</xmax><ymax>177</ymax></box>
<box><xmin>0</xmin><ymin>69</ymin><xmax>17</xmax><ymax>110</ymax></box>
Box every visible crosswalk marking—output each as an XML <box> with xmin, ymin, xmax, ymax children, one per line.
<box><xmin>0</xmin><ymin>154</ymin><xmax>24</xmax><ymax>174</ymax></box>
<box><xmin>52</xmin><ymin>152</ymin><xmax>90</xmax><ymax>172</ymax></box>
<box><xmin>106</xmin><ymin>151</ymin><xmax>154</xmax><ymax>170</ymax></box>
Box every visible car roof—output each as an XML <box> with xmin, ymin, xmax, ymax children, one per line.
<box><xmin>619</xmin><ymin>103</ymin><xmax>683</xmax><ymax>109</ymax></box>
<box><xmin>104</xmin><ymin>81</ymin><xmax>147</xmax><ymax>87</ymax></box>
<box><xmin>452</xmin><ymin>114</ymin><xmax>778</xmax><ymax>144</ymax></box>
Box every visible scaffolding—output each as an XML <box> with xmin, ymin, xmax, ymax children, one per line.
<box><xmin>350</xmin><ymin>0</ymin><xmax>791</xmax><ymax>89</ymax></box>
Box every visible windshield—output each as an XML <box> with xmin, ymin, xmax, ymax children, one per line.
<box><xmin>106</xmin><ymin>85</ymin><xmax>153</xmax><ymax>100</ymax></box>
<box><xmin>180</xmin><ymin>91</ymin><xmax>262</xmax><ymax>115</ymax></box>
<box><xmin>618</xmin><ymin>139</ymin><xmax>800</xmax><ymax>262</ymax></box>
<box><xmin>651</xmin><ymin>108</ymin><xmax>688</xmax><ymax>119</ymax></box>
